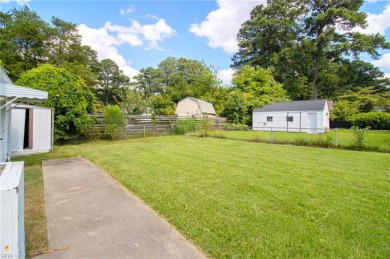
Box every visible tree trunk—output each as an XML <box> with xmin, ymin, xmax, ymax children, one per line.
<box><xmin>313</xmin><ymin>57</ymin><xmax>319</xmax><ymax>99</ymax></box>
<box><xmin>313</xmin><ymin>42</ymin><xmax>321</xmax><ymax>100</ymax></box>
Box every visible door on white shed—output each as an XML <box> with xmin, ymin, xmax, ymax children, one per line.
<box><xmin>10</xmin><ymin>109</ymin><xmax>26</xmax><ymax>152</ymax></box>
<box><xmin>307</xmin><ymin>113</ymin><xmax>317</xmax><ymax>134</ymax></box>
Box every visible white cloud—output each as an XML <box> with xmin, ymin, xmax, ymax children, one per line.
<box><xmin>218</xmin><ymin>68</ymin><xmax>235</xmax><ymax>86</ymax></box>
<box><xmin>104</xmin><ymin>19</ymin><xmax>175</xmax><ymax>50</ymax></box>
<box><xmin>372</xmin><ymin>52</ymin><xmax>390</xmax><ymax>70</ymax></box>
<box><xmin>0</xmin><ymin>0</ymin><xmax>29</xmax><ymax>5</ymax></box>
<box><xmin>190</xmin><ymin>0</ymin><xmax>266</xmax><ymax>53</ymax></box>
<box><xmin>355</xmin><ymin>4</ymin><xmax>390</xmax><ymax>35</ymax></box>
<box><xmin>78</xmin><ymin>24</ymin><xmax>139</xmax><ymax>79</ymax></box>
<box><xmin>120</xmin><ymin>5</ymin><xmax>135</xmax><ymax>15</ymax></box>
<box><xmin>77</xmin><ymin>18</ymin><xmax>175</xmax><ymax>79</ymax></box>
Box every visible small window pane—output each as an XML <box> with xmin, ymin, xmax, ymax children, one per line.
<box><xmin>286</xmin><ymin>116</ymin><xmax>293</xmax><ymax>122</ymax></box>
<box><xmin>267</xmin><ymin>116</ymin><xmax>273</xmax><ymax>122</ymax></box>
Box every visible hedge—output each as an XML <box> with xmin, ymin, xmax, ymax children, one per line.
<box><xmin>350</xmin><ymin>112</ymin><xmax>390</xmax><ymax>130</ymax></box>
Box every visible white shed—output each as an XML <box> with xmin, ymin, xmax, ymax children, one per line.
<box><xmin>0</xmin><ymin>66</ymin><xmax>48</xmax><ymax>162</ymax></box>
<box><xmin>175</xmin><ymin>97</ymin><xmax>216</xmax><ymax>117</ymax></box>
<box><xmin>10</xmin><ymin>104</ymin><xmax>53</xmax><ymax>157</ymax></box>
<box><xmin>253</xmin><ymin>100</ymin><xmax>330</xmax><ymax>134</ymax></box>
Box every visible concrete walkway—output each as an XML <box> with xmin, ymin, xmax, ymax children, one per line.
<box><xmin>38</xmin><ymin>158</ymin><xmax>206</xmax><ymax>259</ymax></box>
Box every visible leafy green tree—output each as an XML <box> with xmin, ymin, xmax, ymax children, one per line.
<box><xmin>94</xmin><ymin>59</ymin><xmax>130</xmax><ymax>105</ymax></box>
<box><xmin>103</xmin><ymin>105</ymin><xmax>125</xmax><ymax>139</ymax></box>
<box><xmin>336</xmin><ymin>60</ymin><xmax>390</xmax><ymax>93</ymax></box>
<box><xmin>132</xmin><ymin>67</ymin><xmax>162</xmax><ymax>100</ymax></box>
<box><xmin>0</xmin><ymin>6</ymin><xmax>50</xmax><ymax>80</ymax></box>
<box><xmin>131</xmin><ymin>57</ymin><xmax>221</xmax><ymax>115</ymax></box>
<box><xmin>332</xmin><ymin>87</ymin><xmax>390</xmax><ymax>121</ymax></box>
<box><xmin>15</xmin><ymin>64</ymin><xmax>95</xmax><ymax>141</ymax></box>
<box><xmin>222</xmin><ymin>91</ymin><xmax>247</xmax><ymax>124</ymax></box>
<box><xmin>151</xmin><ymin>94</ymin><xmax>176</xmax><ymax>115</ymax></box>
<box><xmin>120</xmin><ymin>89</ymin><xmax>148</xmax><ymax>115</ymax></box>
<box><xmin>47</xmin><ymin>18</ymin><xmax>99</xmax><ymax>88</ymax></box>
<box><xmin>201</xmin><ymin>86</ymin><xmax>229</xmax><ymax>115</ymax></box>
<box><xmin>233</xmin><ymin>0</ymin><xmax>390</xmax><ymax>99</ymax></box>
<box><xmin>232</xmin><ymin>65</ymin><xmax>288</xmax><ymax>122</ymax></box>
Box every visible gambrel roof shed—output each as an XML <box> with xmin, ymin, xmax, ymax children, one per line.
<box><xmin>175</xmin><ymin>97</ymin><xmax>216</xmax><ymax>117</ymax></box>
<box><xmin>254</xmin><ymin>99</ymin><xmax>328</xmax><ymax>112</ymax></box>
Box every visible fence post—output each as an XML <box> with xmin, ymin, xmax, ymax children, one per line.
<box><xmin>335</xmin><ymin>128</ymin><xmax>338</xmax><ymax>148</ymax></box>
<box><xmin>144</xmin><ymin>125</ymin><xmax>146</xmax><ymax>138</ymax></box>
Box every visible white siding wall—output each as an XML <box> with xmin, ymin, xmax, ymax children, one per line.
<box><xmin>0</xmin><ymin>100</ymin><xmax>7</xmax><ymax>162</ymax></box>
<box><xmin>323</xmin><ymin>102</ymin><xmax>330</xmax><ymax>130</ymax></box>
<box><xmin>253</xmin><ymin>109</ymin><xmax>329</xmax><ymax>134</ymax></box>
<box><xmin>33</xmin><ymin>108</ymin><xmax>52</xmax><ymax>151</ymax></box>
<box><xmin>253</xmin><ymin>111</ymin><xmax>308</xmax><ymax>132</ymax></box>
<box><xmin>175</xmin><ymin>98</ymin><xmax>201</xmax><ymax>117</ymax></box>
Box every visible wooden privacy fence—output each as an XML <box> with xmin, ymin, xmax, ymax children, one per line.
<box><xmin>89</xmin><ymin>114</ymin><xmax>227</xmax><ymax>137</ymax></box>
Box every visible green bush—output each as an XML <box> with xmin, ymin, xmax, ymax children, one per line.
<box><xmin>174</xmin><ymin>119</ymin><xmax>198</xmax><ymax>135</ymax></box>
<box><xmin>104</xmin><ymin>105</ymin><xmax>125</xmax><ymax>139</ymax></box>
<box><xmin>225</xmin><ymin>123</ymin><xmax>250</xmax><ymax>131</ymax></box>
<box><xmin>16</xmin><ymin>64</ymin><xmax>95</xmax><ymax>141</ymax></box>
<box><xmin>350</xmin><ymin>112</ymin><xmax>390</xmax><ymax>130</ymax></box>
<box><xmin>200</xmin><ymin>116</ymin><xmax>213</xmax><ymax>137</ymax></box>
<box><xmin>351</xmin><ymin>126</ymin><xmax>369</xmax><ymax>150</ymax></box>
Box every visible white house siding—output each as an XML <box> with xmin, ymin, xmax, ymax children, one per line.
<box><xmin>0</xmin><ymin>100</ymin><xmax>9</xmax><ymax>162</ymax></box>
<box><xmin>10</xmin><ymin>106</ymin><xmax>52</xmax><ymax>156</ymax></box>
<box><xmin>33</xmin><ymin>108</ymin><xmax>52</xmax><ymax>151</ymax></box>
<box><xmin>253</xmin><ymin>111</ymin><xmax>308</xmax><ymax>132</ymax></box>
<box><xmin>253</xmin><ymin>110</ymin><xmax>329</xmax><ymax>133</ymax></box>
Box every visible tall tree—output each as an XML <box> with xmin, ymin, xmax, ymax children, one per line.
<box><xmin>16</xmin><ymin>64</ymin><xmax>94</xmax><ymax>141</ymax></box>
<box><xmin>0</xmin><ymin>6</ymin><xmax>50</xmax><ymax>80</ymax></box>
<box><xmin>305</xmin><ymin>0</ymin><xmax>388</xmax><ymax>98</ymax></box>
<box><xmin>129</xmin><ymin>57</ymin><xmax>222</xmax><ymax>115</ymax></box>
<box><xmin>231</xmin><ymin>65</ymin><xmax>288</xmax><ymax>123</ymax></box>
<box><xmin>132</xmin><ymin>67</ymin><xmax>163</xmax><ymax>100</ymax></box>
<box><xmin>94</xmin><ymin>59</ymin><xmax>130</xmax><ymax>105</ymax></box>
<box><xmin>233</xmin><ymin>0</ymin><xmax>390</xmax><ymax>99</ymax></box>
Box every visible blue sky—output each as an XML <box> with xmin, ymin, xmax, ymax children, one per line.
<box><xmin>1</xmin><ymin>0</ymin><xmax>390</xmax><ymax>85</ymax></box>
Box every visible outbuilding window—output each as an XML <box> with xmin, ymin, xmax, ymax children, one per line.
<box><xmin>286</xmin><ymin>116</ymin><xmax>293</xmax><ymax>122</ymax></box>
<box><xmin>267</xmin><ymin>116</ymin><xmax>273</xmax><ymax>122</ymax></box>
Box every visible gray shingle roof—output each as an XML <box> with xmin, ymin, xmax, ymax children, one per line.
<box><xmin>254</xmin><ymin>100</ymin><xmax>327</xmax><ymax>112</ymax></box>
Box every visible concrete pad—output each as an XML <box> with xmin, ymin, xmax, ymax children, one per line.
<box><xmin>38</xmin><ymin>158</ymin><xmax>206</xmax><ymax>259</ymax></box>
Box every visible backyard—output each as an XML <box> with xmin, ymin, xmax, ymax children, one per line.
<box><xmin>19</xmin><ymin>136</ymin><xmax>389</xmax><ymax>258</ymax></box>
<box><xmin>207</xmin><ymin>129</ymin><xmax>390</xmax><ymax>152</ymax></box>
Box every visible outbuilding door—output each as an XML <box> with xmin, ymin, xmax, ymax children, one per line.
<box><xmin>308</xmin><ymin>113</ymin><xmax>317</xmax><ymax>134</ymax></box>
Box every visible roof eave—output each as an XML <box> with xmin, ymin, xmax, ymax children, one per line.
<box><xmin>1</xmin><ymin>84</ymin><xmax>48</xmax><ymax>103</ymax></box>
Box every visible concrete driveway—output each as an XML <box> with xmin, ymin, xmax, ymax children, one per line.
<box><xmin>37</xmin><ymin>158</ymin><xmax>206</xmax><ymax>259</ymax></box>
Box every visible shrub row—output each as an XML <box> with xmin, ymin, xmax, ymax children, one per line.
<box><xmin>350</xmin><ymin>112</ymin><xmax>390</xmax><ymax>130</ymax></box>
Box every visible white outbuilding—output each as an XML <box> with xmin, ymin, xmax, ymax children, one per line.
<box><xmin>0</xmin><ymin>66</ymin><xmax>48</xmax><ymax>161</ymax></box>
<box><xmin>252</xmin><ymin>99</ymin><xmax>330</xmax><ymax>134</ymax></box>
<box><xmin>10</xmin><ymin>104</ymin><xmax>53</xmax><ymax>157</ymax></box>
<box><xmin>175</xmin><ymin>97</ymin><xmax>216</xmax><ymax>118</ymax></box>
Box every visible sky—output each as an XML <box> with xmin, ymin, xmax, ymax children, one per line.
<box><xmin>1</xmin><ymin>0</ymin><xmax>390</xmax><ymax>86</ymax></box>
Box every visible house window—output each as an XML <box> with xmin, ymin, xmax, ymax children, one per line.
<box><xmin>286</xmin><ymin>116</ymin><xmax>293</xmax><ymax>122</ymax></box>
<box><xmin>267</xmin><ymin>116</ymin><xmax>273</xmax><ymax>122</ymax></box>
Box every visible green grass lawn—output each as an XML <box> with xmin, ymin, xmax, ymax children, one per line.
<box><xmin>207</xmin><ymin>129</ymin><xmax>390</xmax><ymax>152</ymax></box>
<box><xmin>18</xmin><ymin>136</ymin><xmax>390</xmax><ymax>258</ymax></box>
